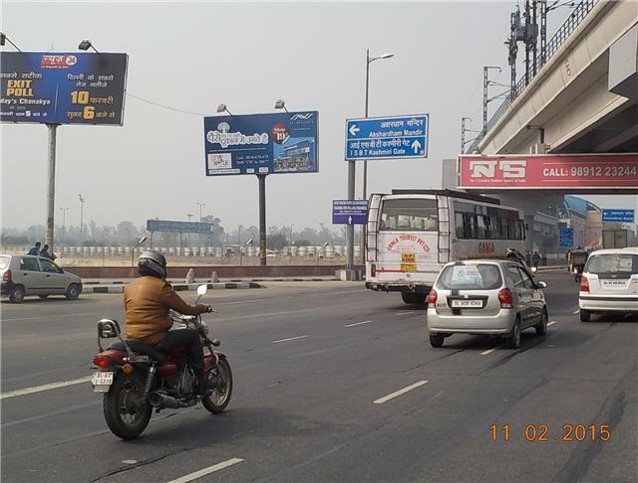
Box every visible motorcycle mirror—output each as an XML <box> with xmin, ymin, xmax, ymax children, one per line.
<box><xmin>197</xmin><ymin>284</ymin><xmax>208</xmax><ymax>296</ymax></box>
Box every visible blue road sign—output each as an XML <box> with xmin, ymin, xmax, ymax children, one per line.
<box><xmin>602</xmin><ymin>209</ymin><xmax>635</xmax><ymax>223</ymax></box>
<box><xmin>1</xmin><ymin>52</ymin><xmax>128</xmax><ymax>125</ymax></box>
<box><xmin>559</xmin><ymin>227</ymin><xmax>574</xmax><ymax>248</ymax></box>
<box><xmin>345</xmin><ymin>114</ymin><xmax>428</xmax><ymax>161</ymax></box>
<box><xmin>203</xmin><ymin>111</ymin><xmax>318</xmax><ymax>176</ymax></box>
<box><xmin>332</xmin><ymin>200</ymin><xmax>368</xmax><ymax>225</ymax></box>
<box><xmin>147</xmin><ymin>220</ymin><xmax>214</xmax><ymax>234</ymax></box>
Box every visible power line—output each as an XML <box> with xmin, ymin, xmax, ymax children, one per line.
<box><xmin>126</xmin><ymin>92</ymin><xmax>207</xmax><ymax>116</ymax></box>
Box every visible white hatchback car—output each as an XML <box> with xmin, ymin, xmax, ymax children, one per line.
<box><xmin>427</xmin><ymin>260</ymin><xmax>548</xmax><ymax>348</ymax></box>
<box><xmin>578</xmin><ymin>247</ymin><xmax>638</xmax><ymax>322</ymax></box>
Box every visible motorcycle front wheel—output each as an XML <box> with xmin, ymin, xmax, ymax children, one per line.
<box><xmin>202</xmin><ymin>357</ymin><xmax>233</xmax><ymax>414</ymax></box>
<box><xmin>103</xmin><ymin>370</ymin><xmax>152</xmax><ymax>440</ymax></box>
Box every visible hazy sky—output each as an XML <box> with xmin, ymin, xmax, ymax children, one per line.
<box><xmin>2</xmin><ymin>1</ymin><xmax>636</xmax><ymax>231</ymax></box>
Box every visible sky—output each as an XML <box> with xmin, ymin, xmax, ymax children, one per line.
<box><xmin>1</xmin><ymin>0</ymin><xmax>636</xmax><ymax>232</ymax></box>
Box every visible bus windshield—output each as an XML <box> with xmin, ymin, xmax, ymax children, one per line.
<box><xmin>380</xmin><ymin>198</ymin><xmax>438</xmax><ymax>231</ymax></box>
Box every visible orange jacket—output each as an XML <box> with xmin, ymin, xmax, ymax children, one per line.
<box><xmin>124</xmin><ymin>276</ymin><xmax>209</xmax><ymax>345</ymax></box>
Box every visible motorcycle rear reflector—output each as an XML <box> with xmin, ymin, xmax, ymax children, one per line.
<box><xmin>92</xmin><ymin>355</ymin><xmax>112</xmax><ymax>368</ymax></box>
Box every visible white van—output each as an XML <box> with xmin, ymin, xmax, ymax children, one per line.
<box><xmin>578</xmin><ymin>247</ymin><xmax>638</xmax><ymax>322</ymax></box>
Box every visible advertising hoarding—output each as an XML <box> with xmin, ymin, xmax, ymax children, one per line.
<box><xmin>458</xmin><ymin>154</ymin><xmax>638</xmax><ymax>189</ymax></box>
<box><xmin>146</xmin><ymin>220</ymin><xmax>214</xmax><ymax>234</ymax></box>
<box><xmin>203</xmin><ymin>111</ymin><xmax>319</xmax><ymax>176</ymax></box>
<box><xmin>1</xmin><ymin>52</ymin><xmax>128</xmax><ymax>125</ymax></box>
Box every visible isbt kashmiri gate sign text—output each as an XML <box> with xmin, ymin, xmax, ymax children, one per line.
<box><xmin>458</xmin><ymin>154</ymin><xmax>638</xmax><ymax>189</ymax></box>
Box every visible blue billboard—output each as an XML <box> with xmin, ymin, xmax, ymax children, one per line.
<box><xmin>0</xmin><ymin>52</ymin><xmax>128</xmax><ymax>125</ymax></box>
<box><xmin>345</xmin><ymin>114</ymin><xmax>428</xmax><ymax>161</ymax></box>
<box><xmin>147</xmin><ymin>220</ymin><xmax>214</xmax><ymax>234</ymax></box>
<box><xmin>602</xmin><ymin>209</ymin><xmax>635</xmax><ymax>223</ymax></box>
<box><xmin>203</xmin><ymin>111</ymin><xmax>319</xmax><ymax>176</ymax></box>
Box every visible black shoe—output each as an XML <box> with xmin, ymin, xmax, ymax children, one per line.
<box><xmin>195</xmin><ymin>375</ymin><xmax>210</xmax><ymax>397</ymax></box>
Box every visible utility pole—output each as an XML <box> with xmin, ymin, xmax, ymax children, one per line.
<box><xmin>483</xmin><ymin>66</ymin><xmax>501</xmax><ymax>133</ymax></box>
<box><xmin>506</xmin><ymin>6</ymin><xmax>522</xmax><ymax>100</ymax></box>
<box><xmin>461</xmin><ymin>117</ymin><xmax>480</xmax><ymax>154</ymax></box>
<box><xmin>78</xmin><ymin>194</ymin><xmax>85</xmax><ymax>247</ymax></box>
<box><xmin>59</xmin><ymin>207</ymin><xmax>69</xmax><ymax>257</ymax></box>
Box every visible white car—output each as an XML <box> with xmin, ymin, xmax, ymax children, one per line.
<box><xmin>578</xmin><ymin>247</ymin><xmax>638</xmax><ymax>322</ymax></box>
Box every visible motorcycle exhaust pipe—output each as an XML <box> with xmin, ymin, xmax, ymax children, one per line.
<box><xmin>148</xmin><ymin>391</ymin><xmax>180</xmax><ymax>409</ymax></box>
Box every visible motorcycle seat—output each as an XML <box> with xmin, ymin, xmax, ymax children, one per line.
<box><xmin>109</xmin><ymin>340</ymin><xmax>167</xmax><ymax>364</ymax></box>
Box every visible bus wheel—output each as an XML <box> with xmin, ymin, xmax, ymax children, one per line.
<box><xmin>401</xmin><ymin>292</ymin><xmax>416</xmax><ymax>304</ymax></box>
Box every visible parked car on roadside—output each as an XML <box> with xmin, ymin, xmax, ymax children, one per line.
<box><xmin>0</xmin><ymin>254</ymin><xmax>83</xmax><ymax>303</ymax></box>
<box><xmin>578</xmin><ymin>247</ymin><xmax>638</xmax><ymax>322</ymax></box>
<box><xmin>427</xmin><ymin>259</ymin><xmax>548</xmax><ymax>348</ymax></box>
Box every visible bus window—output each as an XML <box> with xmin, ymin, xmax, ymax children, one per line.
<box><xmin>380</xmin><ymin>198</ymin><xmax>438</xmax><ymax>231</ymax></box>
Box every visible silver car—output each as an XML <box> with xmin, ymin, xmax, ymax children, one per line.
<box><xmin>0</xmin><ymin>254</ymin><xmax>83</xmax><ymax>303</ymax></box>
<box><xmin>578</xmin><ymin>247</ymin><xmax>638</xmax><ymax>322</ymax></box>
<box><xmin>427</xmin><ymin>259</ymin><xmax>548</xmax><ymax>348</ymax></box>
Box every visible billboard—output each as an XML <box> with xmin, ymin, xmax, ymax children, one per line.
<box><xmin>1</xmin><ymin>52</ymin><xmax>128</xmax><ymax>125</ymax></box>
<box><xmin>458</xmin><ymin>154</ymin><xmax>638</xmax><ymax>189</ymax></box>
<box><xmin>147</xmin><ymin>220</ymin><xmax>214</xmax><ymax>234</ymax></box>
<box><xmin>203</xmin><ymin>111</ymin><xmax>318</xmax><ymax>176</ymax></box>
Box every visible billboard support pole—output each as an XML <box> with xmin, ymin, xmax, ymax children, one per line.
<box><xmin>346</xmin><ymin>160</ymin><xmax>355</xmax><ymax>271</ymax></box>
<box><xmin>45</xmin><ymin>123</ymin><xmax>59</xmax><ymax>252</ymax></box>
<box><xmin>258</xmin><ymin>174</ymin><xmax>267</xmax><ymax>266</ymax></box>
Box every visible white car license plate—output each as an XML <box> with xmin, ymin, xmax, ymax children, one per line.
<box><xmin>92</xmin><ymin>371</ymin><xmax>114</xmax><ymax>392</ymax></box>
<box><xmin>601</xmin><ymin>280</ymin><xmax>627</xmax><ymax>290</ymax></box>
<box><xmin>451</xmin><ymin>299</ymin><xmax>483</xmax><ymax>308</ymax></box>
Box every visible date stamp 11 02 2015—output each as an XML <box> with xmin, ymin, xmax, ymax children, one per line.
<box><xmin>490</xmin><ymin>424</ymin><xmax>611</xmax><ymax>443</ymax></box>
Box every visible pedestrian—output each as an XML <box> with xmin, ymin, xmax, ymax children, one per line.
<box><xmin>27</xmin><ymin>241</ymin><xmax>41</xmax><ymax>255</ymax></box>
<box><xmin>525</xmin><ymin>250</ymin><xmax>532</xmax><ymax>266</ymax></box>
<box><xmin>532</xmin><ymin>251</ymin><xmax>541</xmax><ymax>269</ymax></box>
<box><xmin>566</xmin><ymin>249</ymin><xmax>571</xmax><ymax>272</ymax></box>
<box><xmin>40</xmin><ymin>244</ymin><xmax>56</xmax><ymax>260</ymax></box>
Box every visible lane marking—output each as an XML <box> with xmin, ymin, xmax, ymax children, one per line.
<box><xmin>1</xmin><ymin>375</ymin><xmax>92</xmax><ymax>400</ymax></box>
<box><xmin>272</xmin><ymin>335</ymin><xmax>309</xmax><ymax>344</ymax></box>
<box><xmin>344</xmin><ymin>320</ymin><xmax>372</xmax><ymax>327</ymax></box>
<box><xmin>548</xmin><ymin>321</ymin><xmax>557</xmax><ymax>327</ymax></box>
<box><xmin>480</xmin><ymin>348</ymin><xmax>498</xmax><ymax>355</ymax></box>
<box><xmin>166</xmin><ymin>458</ymin><xmax>244</xmax><ymax>483</ymax></box>
<box><xmin>396</xmin><ymin>312</ymin><xmax>414</xmax><ymax>316</ymax></box>
<box><xmin>572</xmin><ymin>309</ymin><xmax>580</xmax><ymax>315</ymax></box>
<box><xmin>374</xmin><ymin>380</ymin><xmax>429</xmax><ymax>404</ymax></box>
<box><xmin>219</xmin><ymin>299</ymin><xmax>266</xmax><ymax>306</ymax></box>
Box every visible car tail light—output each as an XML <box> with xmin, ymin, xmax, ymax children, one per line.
<box><xmin>92</xmin><ymin>355</ymin><xmax>112</xmax><ymax>368</ymax></box>
<box><xmin>427</xmin><ymin>289</ymin><xmax>438</xmax><ymax>307</ymax></box>
<box><xmin>580</xmin><ymin>276</ymin><xmax>589</xmax><ymax>293</ymax></box>
<box><xmin>498</xmin><ymin>288</ymin><xmax>513</xmax><ymax>308</ymax></box>
<box><xmin>2</xmin><ymin>270</ymin><xmax>11</xmax><ymax>282</ymax></box>
<box><xmin>370</xmin><ymin>263</ymin><xmax>376</xmax><ymax>277</ymax></box>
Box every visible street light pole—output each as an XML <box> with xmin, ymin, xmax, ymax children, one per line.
<box><xmin>78</xmin><ymin>194</ymin><xmax>85</xmax><ymax>247</ymax></box>
<box><xmin>59</xmin><ymin>207</ymin><xmax>68</xmax><ymax>258</ymax></box>
<box><xmin>196</xmin><ymin>202</ymin><xmax>206</xmax><ymax>247</ymax></box>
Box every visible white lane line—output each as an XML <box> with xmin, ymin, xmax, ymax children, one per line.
<box><xmin>480</xmin><ymin>348</ymin><xmax>498</xmax><ymax>356</ymax></box>
<box><xmin>219</xmin><ymin>299</ymin><xmax>266</xmax><ymax>306</ymax></box>
<box><xmin>1</xmin><ymin>375</ymin><xmax>92</xmax><ymax>400</ymax></box>
<box><xmin>166</xmin><ymin>458</ymin><xmax>244</xmax><ymax>483</ymax></box>
<box><xmin>344</xmin><ymin>320</ymin><xmax>372</xmax><ymax>327</ymax></box>
<box><xmin>396</xmin><ymin>312</ymin><xmax>413</xmax><ymax>316</ymax></box>
<box><xmin>548</xmin><ymin>321</ymin><xmax>557</xmax><ymax>327</ymax></box>
<box><xmin>272</xmin><ymin>335</ymin><xmax>309</xmax><ymax>344</ymax></box>
<box><xmin>572</xmin><ymin>309</ymin><xmax>580</xmax><ymax>315</ymax></box>
<box><xmin>374</xmin><ymin>380</ymin><xmax>429</xmax><ymax>405</ymax></box>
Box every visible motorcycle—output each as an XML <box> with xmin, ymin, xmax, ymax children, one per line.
<box><xmin>91</xmin><ymin>284</ymin><xmax>232</xmax><ymax>440</ymax></box>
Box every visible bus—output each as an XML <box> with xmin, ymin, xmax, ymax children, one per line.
<box><xmin>365</xmin><ymin>189</ymin><xmax>526</xmax><ymax>304</ymax></box>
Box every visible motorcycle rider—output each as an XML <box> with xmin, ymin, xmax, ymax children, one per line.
<box><xmin>506</xmin><ymin>247</ymin><xmax>534</xmax><ymax>272</ymax></box>
<box><xmin>124</xmin><ymin>250</ymin><xmax>212</xmax><ymax>396</ymax></box>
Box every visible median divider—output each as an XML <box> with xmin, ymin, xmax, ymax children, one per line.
<box><xmin>82</xmin><ymin>281</ymin><xmax>263</xmax><ymax>294</ymax></box>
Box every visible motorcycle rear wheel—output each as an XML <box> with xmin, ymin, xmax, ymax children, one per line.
<box><xmin>202</xmin><ymin>357</ymin><xmax>233</xmax><ymax>414</ymax></box>
<box><xmin>103</xmin><ymin>371</ymin><xmax>152</xmax><ymax>440</ymax></box>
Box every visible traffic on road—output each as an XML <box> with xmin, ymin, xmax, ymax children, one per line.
<box><xmin>2</xmin><ymin>272</ymin><xmax>636</xmax><ymax>482</ymax></box>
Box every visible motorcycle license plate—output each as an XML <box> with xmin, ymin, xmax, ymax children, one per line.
<box><xmin>92</xmin><ymin>371</ymin><xmax>113</xmax><ymax>392</ymax></box>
